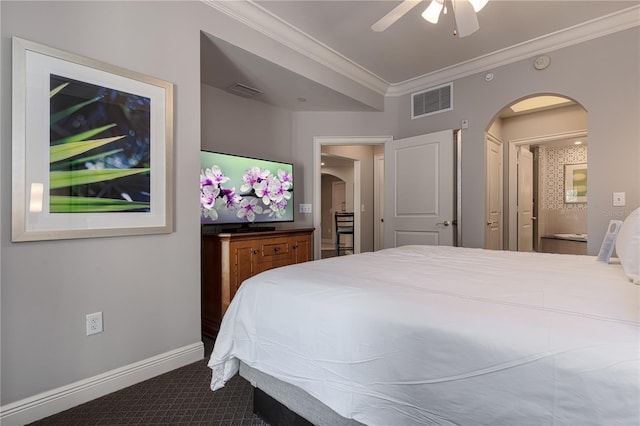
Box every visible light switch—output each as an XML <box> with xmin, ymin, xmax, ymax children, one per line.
<box><xmin>299</xmin><ymin>204</ymin><xmax>312</xmax><ymax>214</ymax></box>
<box><xmin>613</xmin><ymin>192</ymin><xmax>626</xmax><ymax>207</ymax></box>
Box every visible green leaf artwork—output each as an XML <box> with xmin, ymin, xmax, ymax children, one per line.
<box><xmin>49</xmin><ymin>75</ymin><xmax>151</xmax><ymax>213</ymax></box>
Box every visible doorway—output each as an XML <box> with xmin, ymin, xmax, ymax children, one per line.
<box><xmin>485</xmin><ymin>95</ymin><xmax>588</xmax><ymax>253</ymax></box>
<box><xmin>518</xmin><ymin>134</ymin><xmax>588</xmax><ymax>254</ymax></box>
<box><xmin>313</xmin><ymin>136</ymin><xmax>390</xmax><ymax>260</ymax></box>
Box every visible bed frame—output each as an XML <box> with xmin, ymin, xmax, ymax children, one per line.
<box><xmin>240</xmin><ymin>362</ymin><xmax>363</xmax><ymax>426</ymax></box>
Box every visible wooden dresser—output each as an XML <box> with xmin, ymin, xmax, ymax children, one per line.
<box><xmin>201</xmin><ymin>228</ymin><xmax>314</xmax><ymax>337</ymax></box>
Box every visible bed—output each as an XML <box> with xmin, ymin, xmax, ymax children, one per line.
<box><xmin>209</xmin><ymin>236</ymin><xmax>639</xmax><ymax>425</ymax></box>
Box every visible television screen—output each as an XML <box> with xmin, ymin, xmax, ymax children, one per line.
<box><xmin>200</xmin><ymin>151</ymin><xmax>294</xmax><ymax>227</ymax></box>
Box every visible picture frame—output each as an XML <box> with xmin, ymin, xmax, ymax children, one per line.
<box><xmin>564</xmin><ymin>163</ymin><xmax>587</xmax><ymax>204</ymax></box>
<box><xmin>12</xmin><ymin>37</ymin><xmax>174</xmax><ymax>241</ymax></box>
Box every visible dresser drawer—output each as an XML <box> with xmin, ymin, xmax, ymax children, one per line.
<box><xmin>260</xmin><ymin>239</ymin><xmax>290</xmax><ymax>260</ymax></box>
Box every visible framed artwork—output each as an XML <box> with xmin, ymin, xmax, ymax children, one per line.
<box><xmin>12</xmin><ymin>37</ymin><xmax>174</xmax><ymax>241</ymax></box>
<box><xmin>564</xmin><ymin>163</ymin><xmax>587</xmax><ymax>203</ymax></box>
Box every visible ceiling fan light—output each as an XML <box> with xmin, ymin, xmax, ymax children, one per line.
<box><xmin>469</xmin><ymin>0</ymin><xmax>489</xmax><ymax>13</ymax></box>
<box><xmin>452</xmin><ymin>0</ymin><xmax>479</xmax><ymax>37</ymax></box>
<box><xmin>422</xmin><ymin>0</ymin><xmax>444</xmax><ymax>24</ymax></box>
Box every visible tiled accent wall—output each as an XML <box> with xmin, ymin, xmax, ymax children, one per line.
<box><xmin>538</xmin><ymin>145</ymin><xmax>588</xmax><ymax>210</ymax></box>
<box><xmin>537</xmin><ymin>145</ymin><xmax>588</xmax><ymax>236</ymax></box>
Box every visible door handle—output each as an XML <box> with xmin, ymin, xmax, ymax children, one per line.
<box><xmin>437</xmin><ymin>220</ymin><xmax>450</xmax><ymax>227</ymax></box>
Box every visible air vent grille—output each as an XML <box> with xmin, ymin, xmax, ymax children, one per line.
<box><xmin>226</xmin><ymin>82</ymin><xmax>263</xmax><ymax>98</ymax></box>
<box><xmin>412</xmin><ymin>83</ymin><xmax>453</xmax><ymax>119</ymax></box>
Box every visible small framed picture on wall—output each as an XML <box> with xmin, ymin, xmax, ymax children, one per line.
<box><xmin>564</xmin><ymin>163</ymin><xmax>587</xmax><ymax>203</ymax></box>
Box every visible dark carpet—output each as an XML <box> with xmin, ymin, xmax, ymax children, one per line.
<box><xmin>29</xmin><ymin>337</ymin><xmax>268</xmax><ymax>426</ymax></box>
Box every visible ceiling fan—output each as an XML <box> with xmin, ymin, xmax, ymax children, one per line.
<box><xmin>371</xmin><ymin>0</ymin><xmax>489</xmax><ymax>38</ymax></box>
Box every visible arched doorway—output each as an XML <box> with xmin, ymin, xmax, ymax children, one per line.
<box><xmin>485</xmin><ymin>94</ymin><xmax>588</xmax><ymax>255</ymax></box>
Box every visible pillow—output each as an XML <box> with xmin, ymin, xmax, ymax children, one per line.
<box><xmin>615</xmin><ymin>207</ymin><xmax>640</xmax><ymax>284</ymax></box>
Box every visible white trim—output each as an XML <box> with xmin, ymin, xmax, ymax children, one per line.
<box><xmin>313</xmin><ymin>136</ymin><xmax>392</xmax><ymax>260</ymax></box>
<box><xmin>354</xmin><ymin>160</ymin><xmax>361</xmax><ymax>255</ymax></box>
<box><xmin>509</xmin><ymin>129</ymin><xmax>589</xmax><ymax>146</ymax></box>
<box><xmin>1</xmin><ymin>342</ymin><xmax>204</xmax><ymax>425</ymax></box>
<box><xmin>455</xmin><ymin>130</ymin><xmax>463</xmax><ymax>248</ymax></box>
<box><xmin>388</xmin><ymin>6</ymin><xmax>639</xmax><ymax>96</ymax></box>
<box><xmin>202</xmin><ymin>0</ymin><xmax>389</xmax><ymax>95</ymax></box>
<box><xmin>201</xmin><ymin>1</ymin><xmax>638</xmax><ymax>98</ymax></box>
<box><xmin>373</xmin><ymin>153</ymin><xmax>385</xmax><ymax>251</ymax></box>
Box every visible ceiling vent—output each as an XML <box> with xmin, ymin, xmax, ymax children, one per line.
<box><xmin>226</xmin><ymin>82</ymin><xmax>263</xmax><ymax>98</ymax></box>
<box><xmin>411</xmin><ymin>82</ymin><xmax>453</xmax><ymax>119</ymax></box>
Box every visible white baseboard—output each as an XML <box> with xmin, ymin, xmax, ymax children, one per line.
<box><xmin>1</xmin><ymin>341</ymin><xmax>204</xmax><ymax>425</ymax></box>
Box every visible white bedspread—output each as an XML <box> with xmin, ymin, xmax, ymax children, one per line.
<box><xmin>209</xmin><ymin>245</ymin><xmax>640</xmax><ymax>425</ymax></box>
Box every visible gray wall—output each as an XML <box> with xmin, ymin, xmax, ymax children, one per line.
<box><xmin>321</xmin><ymin>174</ymin><xmax>341</xmax><ymax>244</ymax></box>
<box><xmin>0</xmin><ymin>0</ymin><xmax>280</xmax><ymax>406</ymax></box>
<box><xmin>291</xmin><ymin>28</ymin><xmax>639</xmax><ymax>253</ymax></box>
<box><xmin>201</xmin><ymin>84</ymin><xmax>293</xmax><ymax>163</ymax></box>
<box><xmin>2</xmin><ymin>0</ymin><xmax>638</xmax><ymax>410</ymax></box>
<box><xmin>397</xmin><ymin>28</ymin><xmax>638</xmax><ymax>253</ymax></box>
<box><xmin>291</xmin><ymin>105</ymin><xmax>398</xmax><ymax>223</ymax></box>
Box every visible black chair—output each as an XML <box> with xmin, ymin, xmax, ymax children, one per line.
<box><xmin>335</xmin><ymin>212</ymin><xmax>354</xmax><ymax>256</ymax></box>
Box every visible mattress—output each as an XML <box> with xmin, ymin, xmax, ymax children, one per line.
<box><xmin>209</xmin><ymin>245</ymin><xmax>640</xmax><ymax>425</ymax></box>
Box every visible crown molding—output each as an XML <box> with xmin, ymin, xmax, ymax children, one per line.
<box><xmin>202</xmin><ymin>0</ymin><xmax>389</xmax><ymax>96</ymax></box>
<box><xmin>387</xmin><ymin>5</ymin><xmax>640</xmax><ymax>96</ymax></box>
<box><xmin>203</xmin><ymin>1</ymin><xmax>639</xmax><ymax>98</ymax></box>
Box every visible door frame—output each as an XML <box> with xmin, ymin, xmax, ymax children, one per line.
<box><xmin>507</xmin><ymin>129</ymin><xmax>587</xmax><ymax>250</ymax></box>
<box><xmin>373</xmin><ymin>153</ymin><xmax>384</xmax><ymax>251</ymax></box>
<box><xmin>313</xmin><ymin>136</ymin><xmax>392</xmax><ymax>260</ymax></box>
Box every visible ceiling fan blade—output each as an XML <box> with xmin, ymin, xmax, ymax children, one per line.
<box><xmin>452</xmin><ymin>0</ymin><xmax>479</xmax><ymax>37</ymax></box>
<box><xmin>371</xmin><ymin>0</ymin><xmax>423</xmax><ymax>32</ymax></box>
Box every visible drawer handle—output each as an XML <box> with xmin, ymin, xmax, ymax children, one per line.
<box><xmin>273</xmin><ymin>247</ymin><xmax>280</xmax><ymax>252</ymax></box>
<box><xmin>293</xmin><ymin>244</ymin><xmax>298</xmax><ymax>249</ymax></box>
<box><xmin>253</xmin><ymin>250</ymin><xmax>259</xmax><ymax>255</ymax></box>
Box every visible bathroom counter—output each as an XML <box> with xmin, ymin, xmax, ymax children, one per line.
<box><xmin>540</xmin><ymin>234</ymin><xmax>587</xmax><ymax>255</ymax></box>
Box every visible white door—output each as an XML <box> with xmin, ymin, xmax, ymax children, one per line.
<box><xmin>384</xmin><ymin>130</ymin><xmax>455</xmax><ymax>248</ymax></box>
<box><xmin>485</xmin><ymin>134</ymin><xmax>503</xmax><ymax>250</ymax></box>
<box><xmin>373</xmin><ymin>154</ymin><xmax>385</xmax><ymax>251</ymax></box>
<box><xmin>518</xmin><ymin>147</ymin><xmax>534</xmax><ymax>252</ymax></box>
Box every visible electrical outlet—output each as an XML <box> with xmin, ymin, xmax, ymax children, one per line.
<box><xmin>613</xmin><ymin>192</ymin><xmax>626</xmax><ymax>207</ymax></box>
<box><xmin>86</xmin><ymin>312</ymin><xmax>103</xmax><ymax>336</ymax></box>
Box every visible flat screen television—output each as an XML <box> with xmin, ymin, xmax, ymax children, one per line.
<box><xmin>200</xmin><ymin>150</ymin><xmax>294</xmax><ymax>231</ymax></box>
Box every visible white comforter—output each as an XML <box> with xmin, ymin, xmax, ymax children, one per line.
<box><xmin>209</xmin><ymin>245</ymin><xmax>640</xmax><ymax>426</ymax></box>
